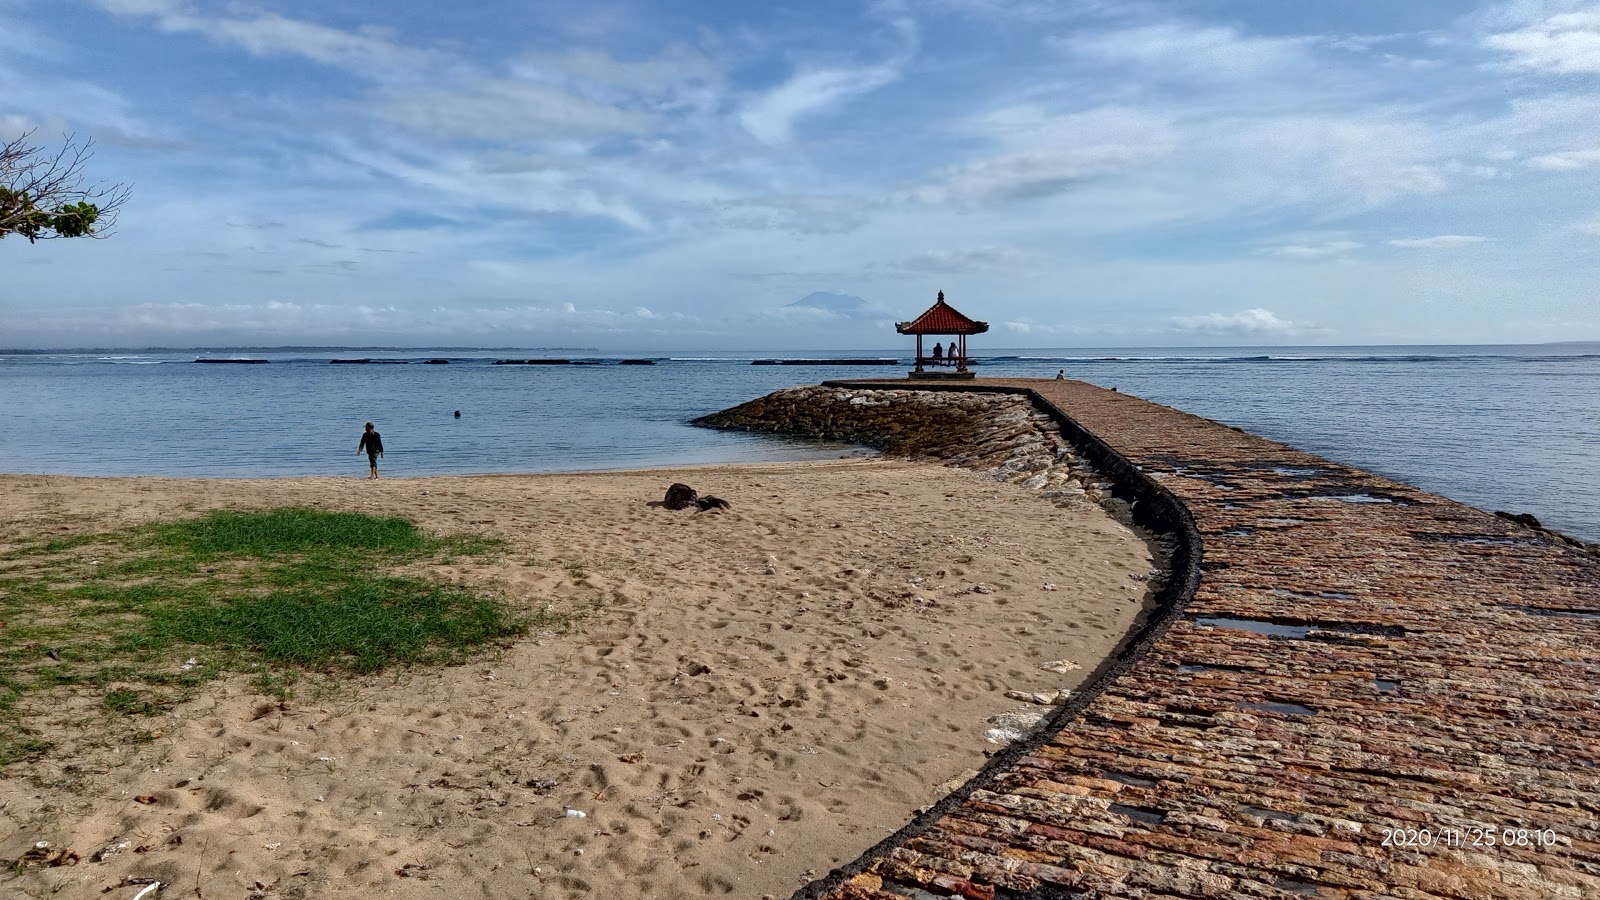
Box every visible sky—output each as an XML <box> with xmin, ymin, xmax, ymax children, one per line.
<box><xmin>2</xmin><ymin>0</ymin><xmax>1600</xmax><ymax>350</ymax></box>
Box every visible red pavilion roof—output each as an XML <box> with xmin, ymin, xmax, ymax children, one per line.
<box><xmin>895</xmin><ymin>291</ymin><xmax>990</xmax><ymax>335</ymax></box>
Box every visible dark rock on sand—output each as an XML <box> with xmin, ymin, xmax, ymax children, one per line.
<box><xmin>664</xmin><ymin>483</ymin><xmax>698</xmax><ymax>510</ymax></box>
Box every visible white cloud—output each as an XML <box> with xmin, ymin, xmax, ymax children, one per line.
<box><xmin>85</xmin><ymin>300</ymin><xmax>396</xmax><ymax>336</ymax></box>
<box><xmin>1170</xmin><ymin>308</ymin><xmax>1298</xmax><ymax>336</ymax></box>
<box><xmin>996</xmin><ymin>319</ymin><xmax>1131</xmax><ymax>339</ymax></box>
<box><xmin>1388</xmin><ymin>235</ymin><xmax>1493</xmax><ymax>248</ymax></box>
<box><xmin>1034</xmin><ymin>21</ymin><xmax>1467</xmax><ymax>214</ymax></box>
<box><xmin>928</xmin><ymin>0</ymin><xmax>1117</xmax><ymax>21</ymax></box>
<box><xmin>1485</xmin><ymin>9</ymin><xmax>1600</xmax><ymax>74</ymax></box>
<box><xmin>313</xmin><ymin>140</ymin><xmax>655</xmax><ymax>230</ymax></box>
<box><xmin>1056</xmin><ymin>22</ymin><xmax>1309</xmax><ymax>79</ymax></box>
<box><xmin>1000</xmin><ymin>321</ymin><xmax>1086</xmax><ymax>336</ymax></box>
<box><xmin>738</xmin><ymin>10</ymin><xmax>916</xmax><ymax>143</ymax></box>
<box><xmin>514</xmin><ymin>47</ymin><xmax>721</xmax><ymax>100</ymax></box>
<box><xmin>0</xmin><ymin>64</ymin><xmax>147</xmax><ymax>140</ymax></box>
<box><xmin>713</xmin><ymin>195</ymin><xmax>872</xmax><ymax>234</ymax></box>
<box><xmin>89</xmin><ymin>0</ymin><xmax>430</xmax><ymax>76</ymax></box>
<box><xmin>1527</xmin><ymin>148</ymin><xmax>1600</xmax><ymax>169</ymax></box>
<box><xmin>1262</xmin><ymin>240</ymin><xmax>1364</xmax><ymax>259</ymax></box>
<box><xmin>63</xmin><ymin>299</ymin><xmax>700</xmax><ymax>341</ymax></box>
<box><xmin>891</xmin><ymin>246</ymin><xmax>1029</xmax><ymax>274</ymax></box>
<box><xmin>767</xmin><ymin>304</ymin><xmax>847</xmax><ymax>322</ymax></box>
<box><xmin>0</xmin><ymin>112</ymin><xmax>39</xmax><ymax>134</ymax></box>
<box><xmin>741</xmin><ymin>64</ymin><xmax>901</xmax><ymax>144</ymax></box>
<box><xmin>910</xmin><ymin>95</ymin><xmax>1456</xmax><ymax>222</ymax></box>
<box><xmin>919</xmin><ymin>143</ymin><xmax>1165</xmax><ymax>204</ymax></box>
<box><xmin>1205</xmin><ymin>115</ymin><xmax>1454</xmax><ymax>209</ymax></box>
<box><xmin>374</xmin><ymin>79</ymin><xmax>652</xmax><ymax>141</ymax></box>
<box><xmin>910</xmin><ymin>106</ymin><xmax>1176</xmax><ymax>206</ymax></box>
<box><xmin>0</xmin><ymin>5</ymin><xmax>66</xmax><ymax>61</ymax></box>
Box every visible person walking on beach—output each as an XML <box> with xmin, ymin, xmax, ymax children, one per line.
<box><xmin>358</xmin><ymin>422</ymin><xmax>384</xmax><ymax>480</ymax></box>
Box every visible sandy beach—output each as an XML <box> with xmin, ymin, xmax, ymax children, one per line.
<box><xmin>1</xmin><ymin>460</ymin><xmax>1157</xmax><ymax>899</ymax></box>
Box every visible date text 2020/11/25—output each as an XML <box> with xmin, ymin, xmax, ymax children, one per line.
<box><xmin>1381</xmin><ymin>827</ymin><xmax>1560</xmax><ymax>850</ymax></box>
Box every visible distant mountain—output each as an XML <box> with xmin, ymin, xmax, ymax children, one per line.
<box><xmin>782</xmin><ymin>292</ymin><xmax>872</xmax><ymax>318</ymax></box>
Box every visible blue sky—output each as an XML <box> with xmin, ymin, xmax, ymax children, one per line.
<box><xmin>2</xmin><ymin>0</ymin><xmax>1599</xmax><ymax>349</ymax></box>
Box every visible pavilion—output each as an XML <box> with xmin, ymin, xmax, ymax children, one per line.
<box><xmin>895</xmin><ymin>290</ymin><xmax>989</xmax><ymax>379</ymax></box>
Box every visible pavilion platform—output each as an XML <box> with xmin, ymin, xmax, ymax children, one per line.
<box><xmin>796</xmin><ymin>377</ymin><xmax>1600</xmax><ymax>900</ymax></box>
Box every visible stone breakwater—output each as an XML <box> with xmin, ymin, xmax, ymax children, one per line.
<box><xmin>784</xmin><ymin>378</ymin><xmax>1600</xmax><ymax>900</ymax></box>
<box><xmin>695</xmin><ymin>386</ymin><xmax>1133</xmax><ymax>523</ymax></box>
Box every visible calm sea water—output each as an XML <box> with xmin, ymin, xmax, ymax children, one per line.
<box><xmin>2</xmin><ymin>345</ymin><xmax>1596</xmax><ymax>542</ymax></box>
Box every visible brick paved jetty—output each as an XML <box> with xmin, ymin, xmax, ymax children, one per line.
<box><xmin>774</xmin><ymin>378</ymin><xmax>1599</xmax><ymax>900</ymax></box>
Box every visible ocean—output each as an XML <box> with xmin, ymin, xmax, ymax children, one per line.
<box><xmin>2</xmin><ymin>344</ymin><xmax>1596</xmax><ymax>542</ymax></box>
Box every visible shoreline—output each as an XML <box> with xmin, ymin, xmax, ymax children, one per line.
<box><xmin>6</xmin><ymin>347</ymin><xmax>1597</xmax><ymax>543</ymax></box>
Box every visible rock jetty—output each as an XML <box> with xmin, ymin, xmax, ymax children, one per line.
<box><xmin>697</xmin><ymin>385</ymin><xmax>1159</xmax><ymax>553</ymax></box>
<box><xmin>750</xmin><ymin>358</ymin><xmax>900</xmax><ymax>366</ymax></box>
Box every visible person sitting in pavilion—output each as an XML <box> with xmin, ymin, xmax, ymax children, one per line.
<box><xmin>895</xmin><ymin>290</ymin><xmax>989</xmax><ymax>378</ymax></box>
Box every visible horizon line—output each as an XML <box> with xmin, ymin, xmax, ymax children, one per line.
<box><xmin>3</xmin><ymin>340</ymin><xmax>1599</xmax><ymax>355</ymax></box>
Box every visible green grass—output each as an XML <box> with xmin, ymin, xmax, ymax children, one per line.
<box><xmin>0</xmin><ymin>507</ymin><xmax>536</xmax><ymax>770</ymax></box>
<box><xmin>151</xmin><ymin>507</ymin><xmax>430</xmax><ymax>557</ymax></box>
<box><xmin>102</xmin><ymin>687</ymin><xmax>167</xmax><ymax>717</ymax></box>
<box><xmin>149</xmin><ymin>576</ymin><xmax>515</xmax><ymax>671</ymax></box>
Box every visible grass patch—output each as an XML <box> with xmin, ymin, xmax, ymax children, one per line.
<box><xmin>152</xmin><ymin>577</ymin><xmax>516</xmax><ymax>672</ymax></box>
<box><xmin>102</xmin><ymin>687</ymin><xmax>167</xmax><ymax>717</ymax></box>
<box><xmin>0</xmin><ymin>733</ymin><xmax>53</xmax><ymax>768</ymax></box>
<box><xmin>0</xmin><ymin>507</ymin><xmax>531</xmax><ymax>772</ymax></box>
<box><xmin>151</xmin><ymin>507</ymin><xmax>430</xmax><ymax>557</ymax></box>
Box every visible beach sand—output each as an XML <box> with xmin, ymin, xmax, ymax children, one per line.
<box><xmin>1</xmin><ymin>460</ymin><xmax>1157</xmax><ymax>899</ymax></box>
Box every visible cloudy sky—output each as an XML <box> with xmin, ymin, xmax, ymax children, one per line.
<box><xmin>3</xmin><ymin>0</ymin><xmax>1599</xmax><ymax>349</ymax></box>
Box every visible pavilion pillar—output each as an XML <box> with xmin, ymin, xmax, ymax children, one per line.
<box><xmin>915</xmin><ymin>335</ymin><xmax>924</xmax><ymax>372</ymax></box>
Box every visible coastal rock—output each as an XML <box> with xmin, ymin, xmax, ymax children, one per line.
<box><xmin>1495</xmin><ymin>510</ymin><xmax>1542</xmax><ymax>529</ymax></box>
<box><xmin>1495</xmin><ymin>509</ymin><xmax>1600</xmax><ymax>558</ymax></box>
<box><xmin>692</xmin><ymin>386</ymin><xmax>1140</xmax><ymax>525</ymax></box>
<box><xmin>1004</xmin><ymin>690</ymin><xmax>1070</xmax><ymax>706</ymax></box>
<box><xmin>984</xmin><ymin>709</ymin><xmax>1050</xmax><ymax>745</ymax></box>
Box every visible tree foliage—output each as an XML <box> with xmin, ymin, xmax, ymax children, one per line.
<box><xmin>1</xmin><ymin>131</ymin><xmax>130</xmax><ymax>242</ymax></box>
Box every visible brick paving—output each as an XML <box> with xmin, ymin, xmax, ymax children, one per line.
<box><xmin>797</xmin><ymin>378</ymin><xmax>1600</xmax><ymax>900</ymax></box>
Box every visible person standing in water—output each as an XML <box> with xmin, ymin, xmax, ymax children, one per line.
<box><xmin>357</xmin><ymin>422</ymin><xmax>384</xmax><ymax>479</ymax></box>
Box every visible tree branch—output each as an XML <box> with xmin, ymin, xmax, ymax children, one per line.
<box><xmin>1</xmin><ymin>130</ymin><xmax>131</xmax><ymax>241</ymax></box>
